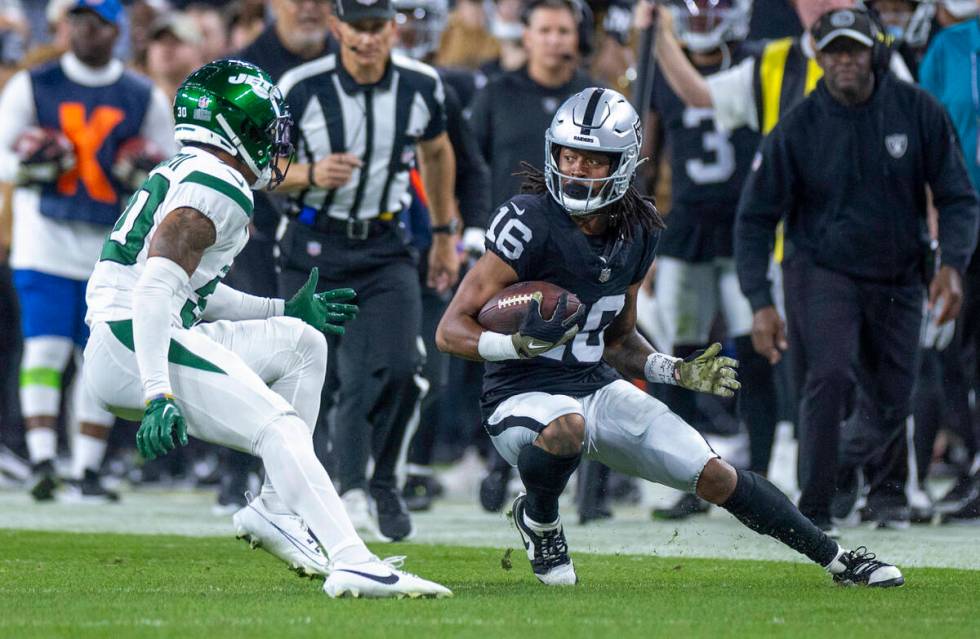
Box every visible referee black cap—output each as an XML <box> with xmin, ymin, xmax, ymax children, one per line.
<box><xmin>334</xmin><ymin>0</ymin><xmax>395</xmax><ymax>23</ymax></box>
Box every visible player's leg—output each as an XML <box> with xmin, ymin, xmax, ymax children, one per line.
<box><xmin>194</xmin><ymin>316</ymin><xmax>327</xmax><ymax>515</ymax></box>
<box><xmin>651</xmin><ymin>257</ymin><xmax>715</xmax><ymax>519</ymax></box>
<box><xmin>486</xmin><ymin>393</ymin><xmax>584</xmax><ymax>586</ymax></box>
<box><xmin>65</xmin><ymin>279</ymin><xmax>118</xmax><ymax>502</ymax></box>
<box><xmin>584</xmin><ymin>380</ymin><xmax>904</xmax><ymax>587</ymax></box>
<box><xmin>718</xmin><ymin>259</ymin><xmax>778</xmax><ymax>475</ymax></box>
<box><xmin>12</xmin><ymin>269</ymin><xmax>77</xmax><ymax>500</ymax></box>
<box><xmin>84</xmin><ymin>321</ymin><xmax>451</xmax><ymax>597</ymax></box>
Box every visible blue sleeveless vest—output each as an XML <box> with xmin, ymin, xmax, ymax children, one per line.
<box><xmin>30</xmin><ymin>61</ymin><xmax>152</xmax><ymax>227</ymax></box>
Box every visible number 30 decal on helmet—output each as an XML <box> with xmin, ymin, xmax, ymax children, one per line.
<box><xmin>173</xmin><ymin>60</ymin><xmax>293</xmax><ymax>190</ymax></box>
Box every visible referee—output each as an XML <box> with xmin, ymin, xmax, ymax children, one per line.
<box><xmin>277</xmin><ymin>0</ymin><xmax>459</xmax><ymax>542</ymax></box>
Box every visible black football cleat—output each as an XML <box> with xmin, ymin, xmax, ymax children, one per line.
<box><xmin>370</xmin><ymin>486</ymin><xmax>415</xmax><ymax>542</ymax></box>
<box><xmin>511</xmin><ymin>494</ymin><xmax>577</xmax><ymax>586</ymax></box>
<box><xmin>402</xmin><ymin>473</ymin><xmax>444</xmax><ymax>512</ymax></box>
<box><xmin>479</xmin><ymin>467</ymin><xmax>512</xmax><ymax>512</ymax></box>
<box><xmin>652</xmin><ymin>492</ymin><xmax>710</xmax><ymax>520</ymax></box>
<box><xmin>63</xmin><ymin>469</ymin><xmax>120</xmax><ymax>503</ymax></box>
<box><xmin>29</xmin><ymin>460</ymin><xmax>59</xmax><ymax>502</ymax></box>
<box><xmin>828</xmin><ymin>546</ymin><xmax>904</xmax><ymax>588</ymax></box>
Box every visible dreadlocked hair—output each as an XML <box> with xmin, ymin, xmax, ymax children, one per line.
<box><xmin>515</xmin><ymin>162</ymin><xmax>664</xmax><ymax>240</ymax></box>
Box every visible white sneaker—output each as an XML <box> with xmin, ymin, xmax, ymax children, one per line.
<box><xmin>342</xmin><ymin>488</ymin><xmax>382</xmax><ymax>540</ymax></box>
<box><xmin>233</xmin><ymin>495</ymin><xmax>329</xmax><ymax>578</ymax></box>
<box><xmin>323</xmin><ymin>556</ymin><xmax>453</xmax><ymax>599</ymax></box>
<box><xmin>511</xmin><ymin>494</ymin><xmax>578</xmax><ymax>586</ymax></box>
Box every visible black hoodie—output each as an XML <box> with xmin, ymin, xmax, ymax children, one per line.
<box><xmin>735</xmin><ymin>71</ymin><xmax>979</xmax><ymax>311</ymax></box>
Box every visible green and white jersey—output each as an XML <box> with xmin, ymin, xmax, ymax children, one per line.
<box><xmin>86</xmin><ymin>146</ymin><xmax>254</xmax><ymax>329</ymax></box>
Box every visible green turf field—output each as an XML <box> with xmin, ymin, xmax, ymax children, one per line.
<box><xmin>1</xmin><ymin>530</ymin><xmax>977</xmax><ymax>639</ymax></box>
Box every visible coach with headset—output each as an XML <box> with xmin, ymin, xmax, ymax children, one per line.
<box><xmin>735</xmin><ymin>8</ymin><xmax>978</xmax><ymax>532</ymax></box>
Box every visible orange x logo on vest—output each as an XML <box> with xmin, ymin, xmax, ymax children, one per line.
<box><xmin>57</xmin><ymin>103</ymin><xmax>125</xmax><ymax>204</ymax></box>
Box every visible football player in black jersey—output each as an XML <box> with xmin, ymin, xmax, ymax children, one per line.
<box><xmin>436</xmin><ymin>87</ymin><xmax>904</xmax><ymax>589</ymax></box>
<box><xmin>648</xmin><ymin>0</ymin><xmax>779</xmax><ymax>521</ymax></box>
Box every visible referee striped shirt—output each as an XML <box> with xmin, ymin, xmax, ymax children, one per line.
<box><xmin>278</xmin><ymin>52</ymin><xmax>447</xmax><ymax>222</ymax></box>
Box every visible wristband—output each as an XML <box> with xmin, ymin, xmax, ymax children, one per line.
<box><xmin>478</xmin><ymin>331</ymin><xmax>520</xmax><ymax>361</ymax></box>
<box><xmin>644</xmin><ymin>352</ymin><xmax>680</xmax><ymax>385</ymax></box>
<box><xmin>145</xmin><ymin>393</ymin><xmax>175</xmax><ymax>407</ymax></box>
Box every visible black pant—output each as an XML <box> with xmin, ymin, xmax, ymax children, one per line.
<box><xmin>279</xmin><ymin>221</ymin><xmax>422</xmax><ymax>494</ymax></box>
<box><xmin>783</xmin><ymin>255</ymin><xmax>922</xmax><ymax>522</ymax></box>
<box><xmin>0</xmin><ymin>261</ymin><xmax>23</xmax><ymax>452</ymax></box>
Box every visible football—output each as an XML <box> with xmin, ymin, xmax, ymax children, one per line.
<box><xmin>113</xmin><ymin>137</ymin><xmax>167</xmax><ymax>193</ymax></box>
<box><xmin>478</xmin><ymin>281</ymin><xmax>582</xmax><ymax>334</ymax></box>
<box><xmin>13</xmin><ymin>127</ymin><xmax>75</xmax><ymax>184</ymax></box>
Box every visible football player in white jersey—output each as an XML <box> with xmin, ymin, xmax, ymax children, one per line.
<box><xmin>83</xmin><ymin>60</ymin><xmax>451</xmax><ymax>599</ymax></box>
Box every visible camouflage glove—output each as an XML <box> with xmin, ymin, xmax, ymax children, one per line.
<box><xmin>511</xmin><ymin>293</ymin><xmax>585</xmax><ymax>359</ymax></box>
<box><xmin>137</xmin><ymin>395</ymin><xmax>188</xmax><ymax>460</ymax></box>
<box><xmin>284</xmin><ymin>267</ymin><xmax>358</xmax><ymax>335</ymax></box>
<box><xmin>675</xmin><ymin>342</ymin><xmax>741</xmax><ymax>397</ymax></box>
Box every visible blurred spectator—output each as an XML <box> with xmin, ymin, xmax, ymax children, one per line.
<box><xmin>477</xmin><ymin>0</ymin><xmax>528</xmax><ymax>77</ymax></box>
<box><xmin>128</xmin><ymin>0</ymin><xmax>168</xmax><ymax>70</ymax></box>
<box><xmin>917</xmin><ymin>0</ymin><xmax>980</xmax><ymax>521</ymax></box>
<box><xmin>0</xmin><ymin>0</ymin><xmax>176</xmax><ymax>502</ymax></box>
<box><xmin>19</xmin><ymin>1</ymin><xmax>71</xmax><ymax>70</ymax></box>
<box><xmin>145</xmin><ymin>13</ymin><xmax>205</xmax><ymax>99</ymax></box>
<box><xmin>436</xmin><ymin>0</ymin><xmax>500</xmax><ymax>69</ymax></box>
<box><xmin>470</xmin><ymin>0</ymin><xmax>593</xmax><ymax>208</ymax></box>
<box><xmin>185</xmin><ymin>2</ymin><xmax>231</xmax><ymax>63</ymax></box>
<box><xmin>226</xmin><ymin>0</ymin><xmax>266</xmax><ymax>50</ymax></box>
<box><xmin>736</xmin><ymin>7</ymin><xmax>979</xmax><ymax>533</ymax></box>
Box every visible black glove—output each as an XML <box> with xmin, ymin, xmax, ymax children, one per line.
<box><xmin>511</xmin><ymin>293</ymin><xmax>585</xmax><ymax>359</ymax></box>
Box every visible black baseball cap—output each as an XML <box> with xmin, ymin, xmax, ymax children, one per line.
<box><xmin>334</xmin><ymin>0</ymin><xmax>395</xmax><ymax>23</ymax></box>
<box><xmin>811</xmin><ymin>8</ymin><xmax>875</xmax><ymax>51</ymax></box>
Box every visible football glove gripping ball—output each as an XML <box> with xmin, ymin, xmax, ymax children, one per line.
<box><xmin>674</xmin><ymin>342</ymin><xmax>741</xmax><ymax>397</ymax></box>
<box><xmin>137</xmin><ymin>396</ymin><xmax>188</xmax><ymax>460</ymax></box>
<box><xmin>284</xmin><ymin>268</ymin><xmax>358</xmax><ymax>335</ymax></box>
<box><xmin>511</xmin><ymin>293</ymin><xmax>585</xmax><ymax>359</ymax></box>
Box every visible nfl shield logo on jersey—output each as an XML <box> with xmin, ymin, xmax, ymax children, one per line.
<box><xmin>885</xmin><ymin>134</ymin><xmax>908</xmax><ymax>159</ymax></box>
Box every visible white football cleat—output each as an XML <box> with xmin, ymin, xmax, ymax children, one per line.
<box><xmin>827</xmin><ymin>546</ymin><xmax>905</xmax><ymax>588</ymax></box>
<box><xmin>233</xmin><ymin>495</ymin><xmax>329</xmax><ymax>578</ymax></box>
<box><xmin>323</xmin><ymin>556</ymin><xmax>453</xmax><ymax>599</ymax></box>
<box><xmin>342</xmin><ymin>488</ymin><xmax>382</xmax><ymax>540</ymax></box>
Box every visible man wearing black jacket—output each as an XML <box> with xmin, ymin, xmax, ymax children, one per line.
<box><xmin>734</xmin><ymin>8</ymin><xmax>979</xmax><ymax>532</ymax></box>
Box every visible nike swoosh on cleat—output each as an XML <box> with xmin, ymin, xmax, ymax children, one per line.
<box><xmin>333</xmin><ymin>569</ymin><xmax>400</xmax><ymax>585</ymax></box>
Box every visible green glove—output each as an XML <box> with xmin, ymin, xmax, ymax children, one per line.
<box><xmin>284</xmin><ymin>267</ymin><xmax>358</xmax><ymax>335</ymax></box>
<box><xmin>137</xmin><ymin>395</ymin><xmax>188</xmax><ymax>460</ymax></box>
<box><xmin>675</xmin><ymin>342</ymin><xmax>741</xmax><ymax>397</ymax></box>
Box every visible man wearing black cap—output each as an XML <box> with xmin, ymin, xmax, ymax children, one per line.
<box><xmin>735</xmin><ymin>7</ymin><xmax>979</xmax><ymax>532</ymax></box>
<box><xmin>275</xmin><ymin>0</ymin><xmax>460</xmax><ymax>542</ymax></box>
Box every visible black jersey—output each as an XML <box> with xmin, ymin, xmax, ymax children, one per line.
<box><xmin>651</xmin><ymin>44</ymin><xmax>762</xmax><ymax>262</ymax></box>
<box><xmin>480</xmin><ymin>193</ymin><xmax>660</xmax><ymax>415</ymax></box>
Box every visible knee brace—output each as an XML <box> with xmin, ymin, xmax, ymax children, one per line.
<box><xmin>20</xmin><ymin>336</ymin><xmax>72</xmax><ymax>418</ymax></box>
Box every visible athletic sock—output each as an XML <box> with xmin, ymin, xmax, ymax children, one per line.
<box><xmin>517</xmin><ymin>445</ymin><xmax>580</xmax><ymax>525</ymax></box>
<box><xmin>721</xmin><ymin>468</ymin><xmax>839</xmax><ymax>566</ymax></box>
<box><xmin>71</xmin><ymin>433</ymin><xmax>108</xmax><ymax>480</ymax></box>
<box><xmin>25</xmin><ymin>428</ymin><xmax>56</xmax><ymax>465</ymax></box>
<box><xmin>734</xmin><ymin>335</ymin><xmax>778</xmax><ymax>474</ymax></box>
